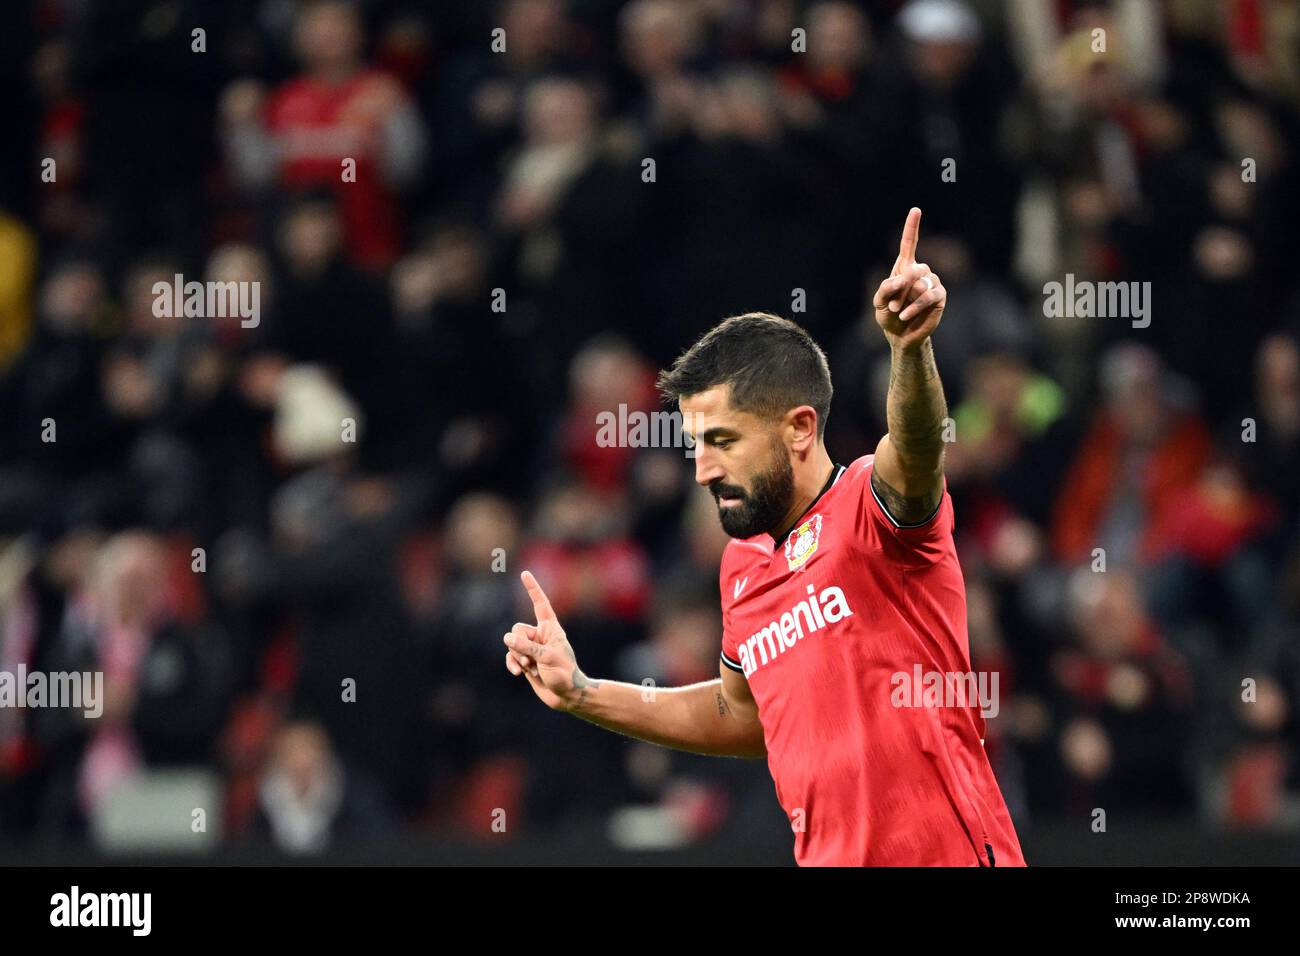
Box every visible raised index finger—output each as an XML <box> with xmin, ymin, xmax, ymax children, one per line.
<box><xmin>898</xmin><ymin>207</ymin><xmax>922</xmax><ymax>264</ymax></box>
<box><xmin>520</xmin><ymin>570</ymin><xmax>557</xmax><ymax>624</ymax></box>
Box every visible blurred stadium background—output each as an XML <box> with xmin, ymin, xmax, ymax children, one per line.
<box><xmin>1</xmin><ymin>0</ymin><xmax>1300</xmax><ymax>865</ymax></box>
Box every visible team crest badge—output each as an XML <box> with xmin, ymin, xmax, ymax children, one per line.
<box><xmin>785</xmin><ymin>514</ymin><xmax>823</xmax><ymax>571</ymax></box>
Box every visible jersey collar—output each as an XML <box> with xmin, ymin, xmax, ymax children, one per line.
<box><xmin>767</xmin><ymin>461</ymin><xmax>846</xmax><ymax>547</ymax></box>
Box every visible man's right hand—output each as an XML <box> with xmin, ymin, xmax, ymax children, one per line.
<box><xmin>503</xmin><ymin>570</ymin><xmax>596</xmax><ymax>712</ymax></box>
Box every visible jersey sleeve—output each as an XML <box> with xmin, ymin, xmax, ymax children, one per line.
<box><xmin>850</xmin><ymin>455</ymin><xmax>955</xmax><ymax>568</ymax></box>
<box><xmin>718</xmin><ymin>544</ymin><xmax>746</xmax><ymax>674</ymax></box>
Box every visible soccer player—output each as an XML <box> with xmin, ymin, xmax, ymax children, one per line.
<box><xmin>503</xmin><ymin>208</ymin><xmax>1026</xmax><ymax>866</ymax></box>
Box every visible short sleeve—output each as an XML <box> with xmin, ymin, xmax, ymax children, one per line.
<box><xmin>718</xmin><ymin>544</ymin><xmax>747</xmax><ymax>674</ymax></box>
<box><xmin>851</xmin><ymin>457</ymin><xmax>954</xmax><ymax>567</ymax></box>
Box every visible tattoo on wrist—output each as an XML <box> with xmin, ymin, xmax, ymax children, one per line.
<box><xmin>571</xmin><ymin>668</ymin><xmax>600</xmax><ymax>709</ymax></box>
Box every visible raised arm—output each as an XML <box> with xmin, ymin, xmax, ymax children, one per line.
<box><xmin>503</xmin><ymin>571</ymin><xmax>766</xmax><ymax>759</ymax></box>
<box><xmin>869</xmin><ymin>207</ymin><xmax>949</xmax><ymax>525</ymax></box>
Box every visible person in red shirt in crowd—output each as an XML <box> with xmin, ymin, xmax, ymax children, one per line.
<box><xmin>503</xmin><ymin>209</ymin><xmax>1026</xmax><ymax>866</ymax></box>
<box><xmin>219</xmin><ymin>1</ymin><xmax>427</xmax><ymax>270</ymax></box>
<box><xmin>1051</xmin><ymin>344</ymin><xmax>1212</xmax><ymax>568</ymax></box>
<box><xmin>556</xmin><ymin>337</ymin><xmax>661</xmax><ymax>493</ymax></box>
<box><xmin>517</xmin><ymin>480</ymin><xmax>651</xmax><ymax>627</ymax></box>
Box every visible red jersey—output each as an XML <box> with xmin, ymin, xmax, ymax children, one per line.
<box><xmin>719</xmin><ymin>455</ymin><xmax>1026</xmax><ymax>866</ymax></box>
<box><xmin>264</xmin><ymin>70</ymin><xmax>404</xmax><ymax>268</ymax></box>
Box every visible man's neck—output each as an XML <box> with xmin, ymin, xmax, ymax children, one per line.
<box><xmin>768</xmin><ymin>450</ymin><xmax>837</xmax><ymax>543</ymax></box>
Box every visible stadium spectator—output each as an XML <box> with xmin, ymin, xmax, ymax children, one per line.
<box><xmin>251</xmin><ymin>720</ymin><xmax>394</xmax><ymax>853</ymax></box>
<box><xmin>1050</xmin><ymin>344</ymin><xmax>1212</xmax><ymax>569</ymax></box>
<box><xmin>220</xmin><ymin>0</ymin><xmax>428</xmax><ymax>269</ymax></box>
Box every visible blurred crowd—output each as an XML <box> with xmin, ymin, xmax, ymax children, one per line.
<box><xmin>2</xmin><ymin>0</ymin><xmax>1300</xmax><ymax>855</ymax></box>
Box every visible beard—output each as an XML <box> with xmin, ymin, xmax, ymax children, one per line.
<box><xmin>709</xmin><ymin>442</ymin><xmax>795</xmax><ymax>539</ymax></box>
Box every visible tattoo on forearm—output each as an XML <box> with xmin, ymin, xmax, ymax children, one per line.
<box><xmin>886</xmin><ymin>339</ymin><xmax>947</xmax><ymax>463</ymax></box>
<box><xmin>878</xmin><ymin>338</ymin><xmax>947</xmax><ymax>527</ymax></box>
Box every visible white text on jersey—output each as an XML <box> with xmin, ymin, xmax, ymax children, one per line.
<box><xmin>737</xmin><ymin>583</ymin><xmax>854</xmax><ymax>678</ymax></box>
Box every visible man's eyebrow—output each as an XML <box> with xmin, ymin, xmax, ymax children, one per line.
<box><xmin>698</xmin><ymin>427</ymin><xmax>740</xmax><ymax>442</ymax></box>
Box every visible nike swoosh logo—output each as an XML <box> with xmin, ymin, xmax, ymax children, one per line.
<box><xmin>733</xmin><ymin>577</ymin><xmax>748</xmax><ymax>599</ymax></box>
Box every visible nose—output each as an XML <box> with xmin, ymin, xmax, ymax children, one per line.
<box><xmin>693</xmin><ymin>445</ymin><xmax>725</xmax><ymax>488</ymax></box>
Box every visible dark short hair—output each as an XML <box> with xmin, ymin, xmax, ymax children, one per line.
<box><xmin>656</xmin><ymin>312</ymin><xmax>833</xmax><ymax>436</ymax></box>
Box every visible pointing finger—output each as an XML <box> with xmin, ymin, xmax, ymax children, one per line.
<box><xmin>897</xmin><ymin>207</ymin><xmax>921</xmax><ymax>266</ymax></box>
<box><xmin>521</xmin><ymin>570</ymin><xmax>557</xmax><ymax>624</ymax></box>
